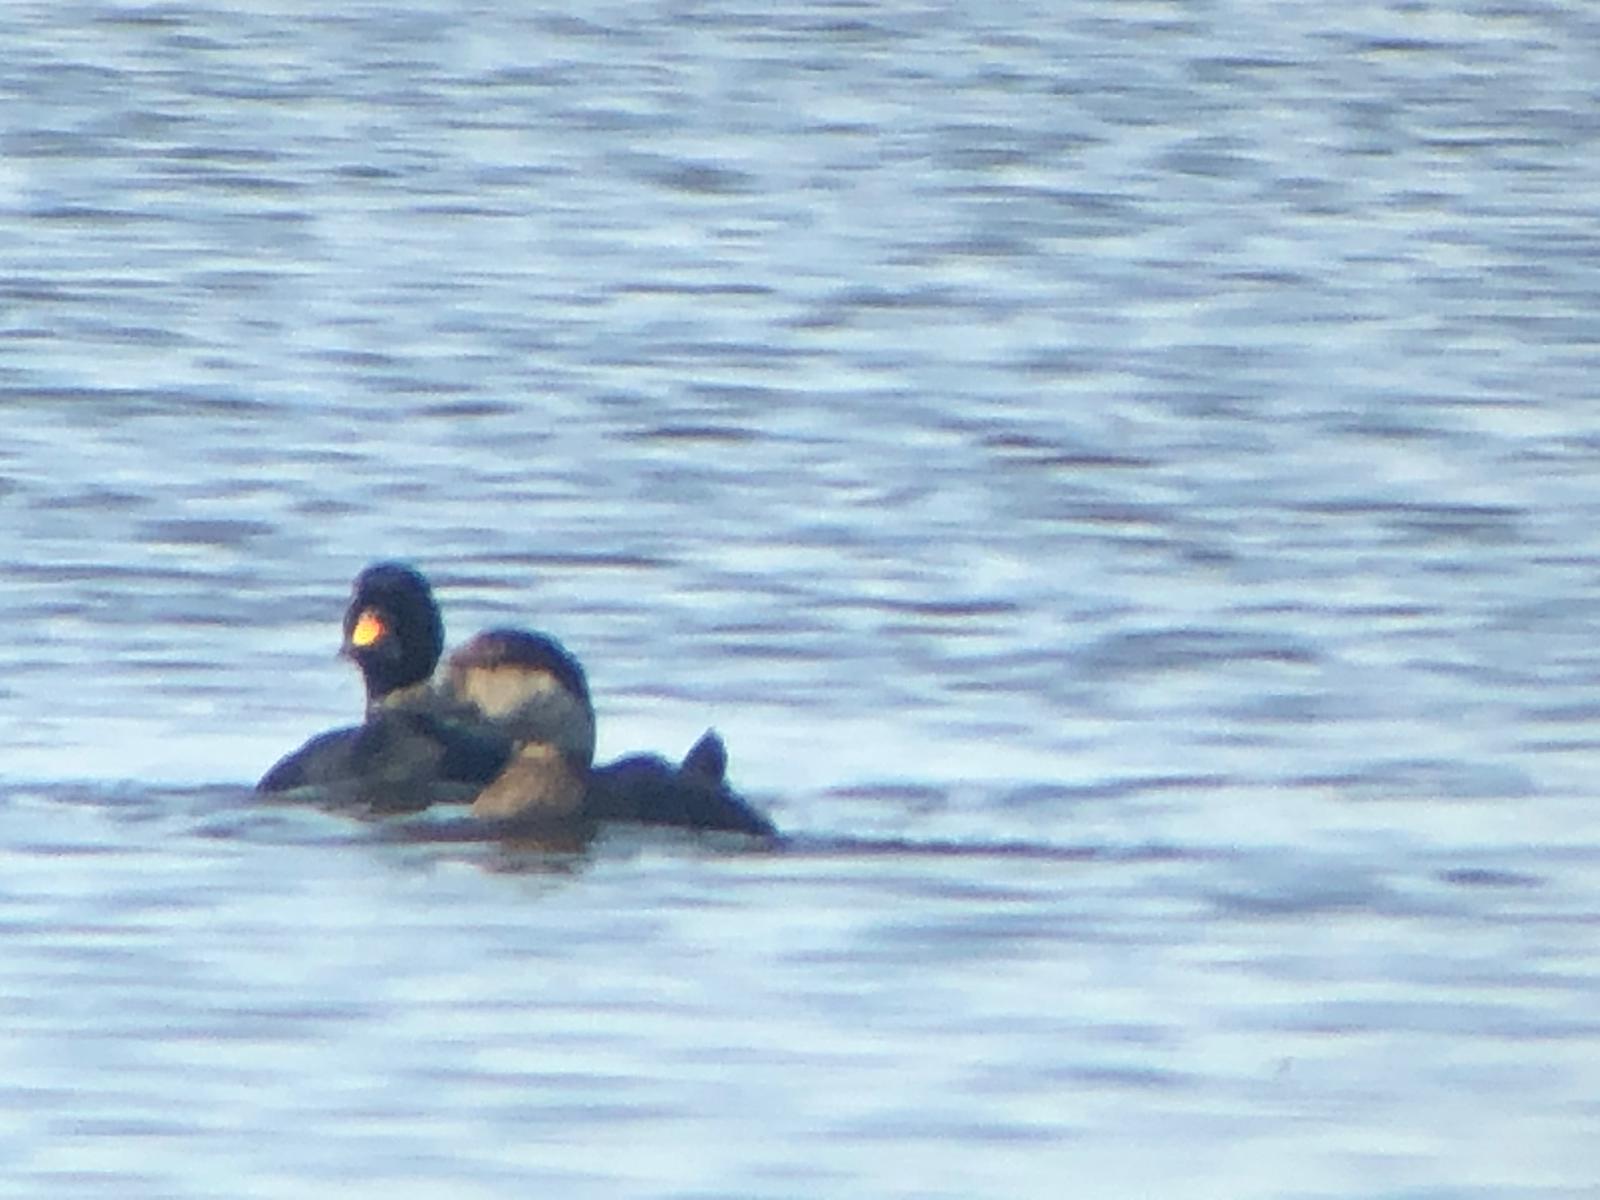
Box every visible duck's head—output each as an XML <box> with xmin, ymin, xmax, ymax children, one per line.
<box><xmin>444</xmin><ymin>627</ymin><xmax>595</xmax><ymax>767</ymax></box>
<box><xmin>448</xmin><ymin>628</ymin><xmax>597</xmax><ymax>822</ymax></box>
<box><xmin>341</xmin><ymin>561</ymin><xmax>446</xmax><ymax>707</ymax></box>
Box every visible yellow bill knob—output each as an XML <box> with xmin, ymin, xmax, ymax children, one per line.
<box><xmin>348</xmin><ymin>609</ymin><xmax>386</xmax><ymax>649</ymax></box>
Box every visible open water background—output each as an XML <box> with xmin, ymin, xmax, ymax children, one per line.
<box><xmin>1</xmin><ymin>2</ymin><xmax>1599</xmax><ymax>1196</ymax></box>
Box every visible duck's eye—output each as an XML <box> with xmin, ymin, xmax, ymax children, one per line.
<box><xmin>349</xmin><ymin>609</ymin><xmax>387</xmax><ymax>648</ymax></box>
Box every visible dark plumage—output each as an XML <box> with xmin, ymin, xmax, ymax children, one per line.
<box><xmin>586</xmin><ymin>730</ymin><xmax>777</xmax><ymax>837</ymax></box>
<box><xmin>255</xmin><ymin>707</ymin><xmax>509</xmax><ymax>809</ymax></box>
<box><xmin>339</xmin><ymin>561</ymin><xmax>446</xmax><ymax>706</ymax></box>
<box><xmin>257</xmin><ymin>562</ymin><xmax>512</xmax><ymax>803</ymax></box>
<box><xmin>258</xmin><ymin>560</ymin><xmax>778</xmax><ymax>838</ymax></box>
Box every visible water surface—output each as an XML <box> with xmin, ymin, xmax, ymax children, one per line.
<box><xmin>2</xmin><ymin>2</ymin><xmax>1598</xmax><ymax>1196</ymax></box>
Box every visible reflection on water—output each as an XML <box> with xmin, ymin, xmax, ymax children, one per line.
<box><xmin>4</xmin><ymin>0</ymin><xmax>1600</xmax><ymax>1195</ymax></box>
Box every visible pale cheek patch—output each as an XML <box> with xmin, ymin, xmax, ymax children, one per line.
<box><xmin>456</xmin><ymin>666</ymin><xmax>563</xmax><ymax>719</ymax></box>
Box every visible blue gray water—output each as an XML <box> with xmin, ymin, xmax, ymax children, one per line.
<box><xmin>2</xmin><ymin>2</ymin><xmax>1598</xmax><ymax>1195</ymax></box>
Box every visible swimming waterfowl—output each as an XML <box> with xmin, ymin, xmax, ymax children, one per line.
<box><xmin>256</xmin><ymin>562</ymin><xmax>511</xmax><ymax>809</ymax></box>
<box><xmin>455</xmin><ymin>669</ymin><xmax>774</xmax><ymax>836</ymax></box>
<box><xmin>445</xmin><ymin>628</ymin><xmax>595</xmax><ymax>821</ymax></box>
<box><xmin>443</xmin><ymin>624</ymin><xmax>775</xmax><ymax>836</ymax></box>
<box><xmin>587</xmin><ymin>728</ymin><xmax>776</xmax><ymax>837</ymax></box>
<box><xmin>257</xmin><ymin>561</ymin><xmax>777</xmax><ymax>837</ymax></box>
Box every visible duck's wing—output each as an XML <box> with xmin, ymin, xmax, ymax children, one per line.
<box><xmin>256</xmin><ymin>708</ymin><xmax>512</xmax><ymax>813</ymax></box>
<box><xmin>257</xmin><ymin>724</ymin><xmax>365</xmax><ymax>792</ymax></box>
<box><xmin>585</xmin><ymin>730</ymin><xmax>776</xmax><ymax>837</ymax></box>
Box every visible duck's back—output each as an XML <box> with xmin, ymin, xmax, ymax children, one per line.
<box><xmin>586</xmin><ymin>732</ymin><xmax>776</xmax><ymax>837</ymax></box>
<box><xmin>257</xmin><ymin>704</ymin><xmax>512</xmax><ymax>812</ymax></box>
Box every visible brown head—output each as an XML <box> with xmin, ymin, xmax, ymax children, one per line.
<box><xmin>444</xmin><ymin>627</ymin><xmax>596</xmax><ymax>767</ymax></box>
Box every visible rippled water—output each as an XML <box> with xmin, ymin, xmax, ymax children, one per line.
<box><xmin>2</xmin><ymin>2</ymin><xmax>1599</xmax><ymax>1195</ymax></box>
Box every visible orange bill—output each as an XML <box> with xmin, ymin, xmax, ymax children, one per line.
<box><xmin>348</xmin><ymin>609</ymin><xmax>386</xmax><ymax>649</ymax></box>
